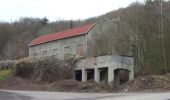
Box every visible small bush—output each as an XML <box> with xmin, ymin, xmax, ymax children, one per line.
<box><xmin>14</xmin><ymin>61</ymin><xmax>34</xmax><ymax>79</ymax></box>
<box><xmin>32</xmin><ymin>57</ymin><xmax>73</xmax><ymax>83</ymax></box>
<box><xmin>14</xmin><ymin>57</ymin><xmax>74</xmax><ymax>83</ymax></box>
<box><xmin>0</xmin><ymin>60</ymin><xmax>15</xmax><ymax>70</ymax></box>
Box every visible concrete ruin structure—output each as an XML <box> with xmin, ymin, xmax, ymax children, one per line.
<box><xmin>75</xmin><ymin>55</ymin><xmax>134</xmax><ymax>84</ymax></box>
<box><xmin>29</xmin><ymin>21</ymin><xmax>134</xmax><ymax>84</ymax></box>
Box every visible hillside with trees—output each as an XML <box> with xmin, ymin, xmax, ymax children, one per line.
<box><xmin>0</xmin><ymin>0</ymin><xmax>170</xmax><ymax>75</ymax></box>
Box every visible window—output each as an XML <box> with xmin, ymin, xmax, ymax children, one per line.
<box><xmin>76</xmin><ymin>44</ymin><xmax>84</xmax><ymax>56</ymax></box>
<box><xmin>53</xmin><ymin>49</ymin><xmax>58</xmax><ymax>54</ymax></box>
<box><xmin>64</xmin><ymin>46</ymin><xmax>72</xmax><ymax>53</ymax></box>
<box><xmin>42</xmin><ymin>51</ymin><xmax>47</xmax><ymax>56</ymax></box>
<box><xmin>53</xmin><ymin>49</ymin><xmax>59</xmax><ymax>57</ymax></box>
<box><xmin>33</xmin><ymin>53</ymin><xmax>37</xmax><ymax>57</ymax></box>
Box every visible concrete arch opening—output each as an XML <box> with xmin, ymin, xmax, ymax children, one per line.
<box><xmin>75</xmin><ymin>70</ymin><xmax>82</xmax><ymax>81</ymax></box>
<box><xmin>99</xmin><ymin>67</ymin><xmax>108</xmax><ymax>82</ymax></box>
<box><xmin>86</xmin><ymin>69</ymin><xmax>94</xmax><ymax>80</ymax></box>
<box><xmin>114</xmin><ymin>68</ymin><xmax>130</xmax><ymax>85</ymax></box>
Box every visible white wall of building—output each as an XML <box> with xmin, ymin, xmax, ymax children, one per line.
<box><xmin>29</xmin><ymin>35</ymin><xmax>87</xmax><ymax>59</ymax></box>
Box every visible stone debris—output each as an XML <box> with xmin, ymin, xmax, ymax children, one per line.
<box><xmin>121</xmin><ymin>74</ymin><xmax>170</xmax><ymax>92</ymax></box>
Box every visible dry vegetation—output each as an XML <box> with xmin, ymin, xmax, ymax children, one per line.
<box><xmin>1</xmin><ymin>74</ymin><xmax>170</xmax><ymax>92</ymax></box>
<box><xmin>0</xmin><ymin>57</ymin><xmax>170</xmax><ymax>92</ymax></box>
<box><xmin>14</xmin><ymin>57</ymin><xmax>73</xmax><ymax>83</ymax></box>
<box><xmin>0</xmin><ymin>57</ymin><xmax>115</xmax><ymax>92</ymax></box>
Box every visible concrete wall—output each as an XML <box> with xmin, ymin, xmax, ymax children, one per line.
<box><xmin>75</xmin><ymin>55</ymin><xmax>134</xmax><ymax>83</ymax></box>
<box><xmin>29</xmin><ymin>35</ymin><xmax>87</xmax><ymax>59</ymax></box>
<box><xmin>87</xmin><ymin>20</ymin><xmax>133</xmax><ymax>56</ymax></box>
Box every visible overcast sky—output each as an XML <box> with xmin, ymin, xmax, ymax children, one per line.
<box><xmin>0</xmin><ymin>0</ymin><xmax>142</xmax><ymax>22</ymax></box>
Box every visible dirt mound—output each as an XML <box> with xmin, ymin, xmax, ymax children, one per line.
<box><xmin>0</xmin><ymin>78</ymin><xmax>115</xmax><ymax>92</ymax></box>
<box><xmin>121</xmin><ymin>74</ymin><xmax>170</xmax><ymax>92</ymax></box>
<box><xmin>51</xmin><ymin>80</ymin><xmax>115</xmax><ymax>92</ymax></box>
<box><xmin>0</xmin><ymin>77</ymin><xmax>51</xmax><ymax>91</ymax></box>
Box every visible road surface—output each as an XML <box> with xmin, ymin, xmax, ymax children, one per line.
<box><xmin>0</xmin><ymin>89</ymin><xmax>170</xmax><ymax>100</ymax></box>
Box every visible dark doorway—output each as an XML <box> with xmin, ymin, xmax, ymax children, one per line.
<box><xmin>75</xmin><ymin>70</ymin><xmax>82</xmax><ymax>81</ymax></box>
<box><xmin>114</xmin><ymin>69</ymin><xmax>130</xmax><ymax>85</ymax></box>
<box><xmin>86</xmin><ymin>69</ymin><xmax>94</xmax><ymax>80</ymax></box>
<box><xmin>99</xmin><ymin>67</ymin><xmax>108</xmax><ymax>82</ymax></box>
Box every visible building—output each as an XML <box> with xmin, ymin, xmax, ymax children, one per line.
<box><xmin>29</xmin><ymin>21</ymin><xmax>134</xmax><ymax>84</ymax></box>
<box><xmin>29</xmin><ymin>23</ymin><xmax>95</xmax><ymax>59</ymax></box>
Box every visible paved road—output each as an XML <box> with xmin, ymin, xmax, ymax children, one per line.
<box><xmin>0</xmin><ymin>90</ymin><xmax>170</xmax><ymax>100</ymax></box>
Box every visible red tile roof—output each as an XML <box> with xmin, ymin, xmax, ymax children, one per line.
<box><xmin>29</xmin><ymin>23</ymin><xmax>95</xmax><ymax>46</ymax></box>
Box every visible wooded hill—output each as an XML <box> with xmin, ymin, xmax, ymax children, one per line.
<box><xmin>0</xmin><ymin>0</ymin><xmax>169</xmax><ymax>75</ymax></box>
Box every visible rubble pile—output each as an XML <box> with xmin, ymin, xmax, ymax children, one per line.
<box><xmin>121</xmin><ymin>73</ymin><xmax>170</xmax><ymax>92</ymax></box>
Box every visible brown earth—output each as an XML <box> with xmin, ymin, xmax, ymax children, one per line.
<box><xmin>1</xmin><ymin>73</ymin><xmax>170</xmax><ymax>92</ymax></box>
<box><xmin>0</xmin><ymin>77</ymin><xmax>116</xmax><ymax>92</ymax></box>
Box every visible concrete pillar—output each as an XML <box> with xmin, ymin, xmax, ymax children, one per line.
<box><xmin>108</xmin><ymin>66</ymin><xmax>114</xmax><ymax>83</ymax></box>
<box><xmin>94</xmin><ymin>68</ymin><xmax>100</xmax><ymax>82</ymax></box>
<box><xmin>82</xmin><ymin>68</ymin><xmax>87</xmax><ymax>82</ymax></box>
<box><xmin>129</xmin><ymin>70</ymin><xmax>134</xmax><ymax>81</ymax></box>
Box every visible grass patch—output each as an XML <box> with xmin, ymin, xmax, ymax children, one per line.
<box><xmin>0</xmin><ymin>69</ymin><xmax>12</xmax><ymax>81</ymax></box>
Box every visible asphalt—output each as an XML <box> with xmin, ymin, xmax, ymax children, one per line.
<box><xmin>0</xmin><ymin>91</ymin><xmax>31</xmax><ymax>100</ymax></box>
<box><xmin>0</xmin><ymin>90</ymin><xmax>170</xmax><ymax>100</ymax></box>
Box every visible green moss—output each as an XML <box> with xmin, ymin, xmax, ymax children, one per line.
<box><xmin>0</xmin><ymin>69</ymin><xmax>12</xmax><ymax>81</ymax></box>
